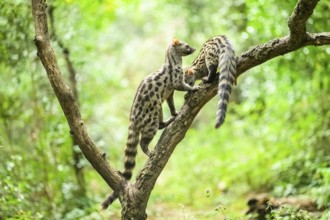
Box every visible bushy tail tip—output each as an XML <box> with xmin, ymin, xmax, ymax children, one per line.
<box><xmin>215</xmin><ymin>119</ymin><xmax>224</xmax><ymax>129</ymax></box>
<box><xmin>215</xmin><ymin>111</ymin><xmax>226</xmax><ymax>129</ymax></box>
<box><xmin>100</xmin><ymin>193</ymin><xmax>117</xmax><ymax>210</ymax></box>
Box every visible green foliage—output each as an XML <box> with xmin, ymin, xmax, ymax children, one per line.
<box><xmin>1</xmin><ymin>0</ymin><xmax>330</xmax><ymax>219</ymax></box>
<box><xmin>268</xmin><ymin>206</ymin><xmax>316</xmax><ymax>220</ymax></box>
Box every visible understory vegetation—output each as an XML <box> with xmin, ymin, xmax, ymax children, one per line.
<box><xmin>1</xmin><ymin>0</ymin><xmax>329</xmax><ymax>219</ymax></box>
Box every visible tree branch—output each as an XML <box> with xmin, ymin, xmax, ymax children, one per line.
<box><xmin>237</xmin><ymin>32</ymin><xmax>330</xmax><ymax>77</ymax></box>
<box><xmin>133</xmin><ymin>0</ymin><xmax>330</xmax><ymax>208</ymax></box>
<box><xmin>135</xmin><ymin>83</ymin><xmax>217</xmax><ymax>202</ymax></box>
<box><xmin>31</xmin><ymin>0</ymin><xmax>330</xmax><ymax>214</ymax></box>
<box><xmin>31</xmin><ymin>0</ymin><xmax>123</xmax><ymax>193</ymax></box>
<box><xmin>288</xmin><ymin>0</ymin><xmax>319</xmax><ymax>44</ymax></box>
<box><xmin>238</xmin><ymin>0</ymin><xmax>325</xmax><ymax>76</ymax></box>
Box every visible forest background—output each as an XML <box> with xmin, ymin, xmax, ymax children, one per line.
<box><xmin>1</xmin><ymin>0</ymin><xmax>330</xmax><ymax>219</ymax></box>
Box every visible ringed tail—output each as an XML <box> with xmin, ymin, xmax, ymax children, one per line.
<box><xmin>215</xmin><ymin>37</ymin><xmax>236</xmax><ymax>128</ymax></box>
<box><xmin>101</xmin><ymin>124</ymin><xmax>139</xmax><ymax>210</ymax></box>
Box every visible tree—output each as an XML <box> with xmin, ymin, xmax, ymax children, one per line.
<box><xmin>31</xmin><ymin>0</ymin><xmax>330</xmax><ymax>219</ymax></box>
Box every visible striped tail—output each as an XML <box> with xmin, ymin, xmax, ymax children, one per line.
<box><xmin>215</xmin><ymin>39</ymin><xmax>236</xmax><ymax>128</ymax></box>
<box><xmin>101</xmin><ymin>124</ymin><xmax>139</xmax><ymax>210</ymax></box>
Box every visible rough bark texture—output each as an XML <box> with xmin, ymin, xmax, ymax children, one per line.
<box><xmin>31</xmin><ymin>0</ymin><xmax>123</xmax><ymax>194</ymax></box>
<box><xmin>30</xmin><ymin>0</ymin><xmax>330</xmax><ymax>219</ymax></box>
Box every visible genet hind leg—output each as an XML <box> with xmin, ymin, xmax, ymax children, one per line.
<box><xmin>140</xmin><ymin>128</ymin><xmax>157</xmax><ymax>157</ymax></box>
<box><xmin>140</xmin><ymin>137</ymin><xmax>152</xmax><ymax>157</ymax></box>
<box><xmin>141</xmin><ymin>113</ymin><xmax>158</xmax><ymax>156</ymax></box>
<box><xmin>158</xmin><ymin>107</ymin><xmax>166</xmax><ymax>129</ymax></box>
<box><xmin>166</xmin><ymin>91</ymin><xmax>177</xmax><ymax>117</ymax></box>
<box><xmin>203</xmin><ymin>64</ymin><xmax>218</xmax><ymax>83</ymax></box>
<box><xmin>203</xmin><ymin>52</ymin><xmax>218</xmax><ymax>83</ymax></box>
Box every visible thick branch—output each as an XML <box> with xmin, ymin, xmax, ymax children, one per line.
<box><xmin>31</xmin><ymin>0</ymin><xmax>329</xmax><ymax>214</ymax></box>
<box><xmin>135</xmin><ymin>31</ymin><xmax>330</xmax><ymax>196</ymax></box>
<box><xmin>135</xmin><ymin>83</ymin><xmax>217</xmax><ymax>204</ymax></box>
<box><xmin>133</xmin><ymin>0</ymin><xmax>330</xmax><ymax>209</ymax></box>
<box><xmin>31</xmin><ymin>0</ymin><xmax>123</xmax><ymax>193</ymax></box>
<box><xmin>237</xmin><ymin>32</ymin><xmax>330</xmax><ymax>77</ymax></box>
<box><xmin>288</xmin><ymin>0</ymin><xmax>319</xmax><ymax>44</ymax></box>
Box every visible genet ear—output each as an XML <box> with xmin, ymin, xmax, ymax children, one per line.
<box><xmin>172</xmin><ymin>38</ymin><xmax>181</xmax><ymax>46</ymax></box>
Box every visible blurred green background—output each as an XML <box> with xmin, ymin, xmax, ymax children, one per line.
<box><xmin>1</xmin><ymin>0</ymin><xmax>330</xmax><ymax>219</ymax></box>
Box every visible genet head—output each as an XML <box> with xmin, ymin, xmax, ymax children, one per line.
<box><xmin>171</xmin><ymin>38</ymin><xmax>196</xmax><ymax>56</ymax></box>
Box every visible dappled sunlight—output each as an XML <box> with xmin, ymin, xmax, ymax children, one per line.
<box><xmin>1</xmin><ymin>0</ymin><xmax>330</xmax><ymax>219</ymax></box>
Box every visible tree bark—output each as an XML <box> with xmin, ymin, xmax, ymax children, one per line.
<box><xmin>30</xmin><ymin>0</ymin><xmax>330</xmax><ymax>219</ymax></box>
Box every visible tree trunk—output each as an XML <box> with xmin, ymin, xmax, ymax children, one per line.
<box><xmin>121</xmin><ymin>193</ymin><xmax>148</xmax><ymax>220</ymax></box>
<box><xmin>30</xmin><ymin>0</ymin><xmax>330</xmax><ymax>218</ymax></box>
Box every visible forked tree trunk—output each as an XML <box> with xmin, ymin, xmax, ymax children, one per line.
<box><xmin>30</xmin><ymin>0</ymin><xmax>329</xmax><ymax>218</ymax></box>
<box><xmin>121</xmin><ymin>190</ymin><xmax>148</xmax><ymax>220</ymax></box>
